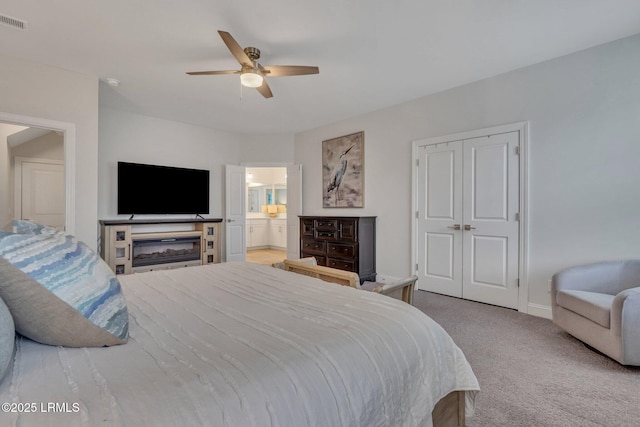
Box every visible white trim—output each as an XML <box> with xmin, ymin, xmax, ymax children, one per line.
<box><xmin>0</xmin><ymin>112</ymin><xmax>76</xmax><ymax>234</ymax></box>
<box><xmin>411</xmin><ymin>121</ymin><xmax>530</xmax><ymax>313</ymax></box>
<box><xmin>527</xmin><ymin>303</ymin><xmax>552</xmax><ymax>319</ymax></box>
<box><xmin>241</xmin><ymin>162</ymin><xmax>293</xmax><ymax>167</ymax></box>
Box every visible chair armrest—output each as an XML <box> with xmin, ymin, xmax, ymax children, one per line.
<box><xmin>611</xmin><ymin>286</ymin><xmax>640</xmax><ymax>364</ymax></box>
<box><xmin>273</xmin><ymin>257</ymin><xmax>317</xmax><ymax>270</ymax></box>
<box><xmin>611</xmin><ymin>286</ymin><xmax>640</xmax><ymax>336</ymax></box>
<box><xmin>371</xmin><ymin>275</ymin><xmax>418</xmax><ymax>305</ymax></box>
<box><xmin>283</xmin><ymin>259</ymin><xmax>360</xmax><ymax>288</ymax></box>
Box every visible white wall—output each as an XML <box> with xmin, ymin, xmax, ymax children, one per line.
<box><xmin>239</xmin><ymin>133</ymin><xmax>295</xmax><ymax>164</ymax></box>
<box><xmin>294</xmin><ymin>33</ymin><xmax>640</xmax><ymax>310</ymax></box>
<box><xmin>98</xmin><ymin>107</ymin><xmax>246</xmax><ymax>220</ymax></box>
<box><xmin>0</xmin><ymin>54</ymin><xmax>99</xmax><ymax>248</ymax></box>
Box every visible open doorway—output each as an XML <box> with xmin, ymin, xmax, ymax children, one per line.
<box><xmin>245</xmin><ymin>166</ymin><xmax>287</xmax><ymax>265</ymax></box>
<box><xmin>0</xmin><ymin>112</ymin><xmax>75</xmax><ymax>234</ymax></box>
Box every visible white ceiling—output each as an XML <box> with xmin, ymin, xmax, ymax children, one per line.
<box><xmin>2</xmin><ymin>1</ymin><xmax>640</xmax><ymax>135</ymax></box>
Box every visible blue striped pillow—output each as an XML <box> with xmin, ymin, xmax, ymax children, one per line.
<box><xmin>0</xmin><ymin>230</ymin><xmax>128</xmax><ymax>347</ymax></box>
<box><xmin>12</xmin><ymin>219</ymin><xmax>61</xmax><ymax>235</ymax></box>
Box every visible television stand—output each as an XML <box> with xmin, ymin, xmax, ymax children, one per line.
<box><xmin>99</xmin><ymin>218</ymin><xmax>223</xmax><ymax>275</ymax></box>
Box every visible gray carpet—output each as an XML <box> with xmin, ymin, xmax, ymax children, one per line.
<box><xmin>412</xmin><ymin>290</ymin><xmax>640</xmax><ymax>427</ymax></box>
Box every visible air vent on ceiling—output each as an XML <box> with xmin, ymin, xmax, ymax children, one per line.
<box><xmin>0</xmin><ymin>13</ymin><xmax>28</xmax><ymax>31</ymax></box>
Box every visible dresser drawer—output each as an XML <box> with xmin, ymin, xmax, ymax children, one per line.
<box><xmin>338</xmin><ymin>219</ymin><xmax>357</xmax><ymax>242</ymax></box>
<box><xmin>314</xmin><ymin>230</ymin><xmax>340</xmax><ymax>240</ymax></box>
<box><xmin>327</xmin><ymin>257</ymin><xmax>356</xmax><ymax>272</ymax></box>
<box><xmin>314</xmin><ymin>219</ymin><xmax>339</xmax><ymax>231</ymax></box>
<box><xmin>301</xmin><ymin>239</ymin><xmax>326</xmax><ymax>255</ymax></box>
<box><xmin>300</xmin><ymin>219</ymin><xmax>315</xmax><ymax>238</ymax></box>
<box><xmin>327</xmin><ymin>243</ymin><xmax>356</xmax><ymax>259</ymax></box>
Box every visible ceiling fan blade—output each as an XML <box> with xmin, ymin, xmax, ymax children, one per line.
<box><xmin>262</xmin><ymin>65</ymin><xmax>319</xmax><ymax>77</ymax></box>
<box><xmin>186</xmin><ymin>70</ymin><xmax>240</xmax><ymax>75</ymax></box>
<box><xmin>256</xmin><ymin>79</ymin><xmax>273</xmax><ymax>98</ymax></box>
<box><xmin>218</xmin><ymin>30</ymin><xmax>253</xmax><ymax>66</ymax></box>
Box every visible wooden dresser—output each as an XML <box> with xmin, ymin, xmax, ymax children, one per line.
<box><xmin>299</xmin><ymin>216</ymin><xmax>376</xmax><ymax>283</ymax></box>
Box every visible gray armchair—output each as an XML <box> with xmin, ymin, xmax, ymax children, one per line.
<box><xmin>551</xmin><ymin>260</ymin><xmax>640</xmax><ymax>366</ymax></box>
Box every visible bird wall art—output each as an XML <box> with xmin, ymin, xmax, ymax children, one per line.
<box><xmin>322</xmin><ymin>131</ymin><xmax>364</xmax><ymax>208</ymax></box>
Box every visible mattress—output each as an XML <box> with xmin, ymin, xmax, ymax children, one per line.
<box><xmin>0</xmin><ymin>262</ymin><xmax>478</xmax><ymax>426</ymax></box>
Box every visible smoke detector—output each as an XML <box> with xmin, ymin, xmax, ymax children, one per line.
<box><xmin>105</xmin><ymin>78</ymin><xmax>120</xmax><ymax>87</ymax></box>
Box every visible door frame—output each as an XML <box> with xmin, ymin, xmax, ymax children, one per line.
<box><xmin>411</xmin><ymin>121</ymin><xmax>530</xmax><ymax>313</ymax></box>
<box><xmin>241</xmin><ymin>162</ymin><xmax>301</xmax><ymax>260</ymax></box>
<box><xmin>0</xmin><ymin>112</ymin><xmax>76</xmax><ymax>234</ymax></box>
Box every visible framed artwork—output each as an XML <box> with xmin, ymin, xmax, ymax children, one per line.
<box><xmin>322</xmin><ymin>131</ymin><xmax>364</xmax><ymax>208</ymax></box>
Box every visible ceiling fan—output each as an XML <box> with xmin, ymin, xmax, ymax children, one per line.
<box><xmin>186</xmin><ymin>30</ymin><xmax>319</xmax><ymax>98</ymax></box>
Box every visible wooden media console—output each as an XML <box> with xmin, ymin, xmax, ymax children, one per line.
<box><xmin>99</xmin><ymin>218</ymin><xmax>222</xmax><ymax>275</ymax></box>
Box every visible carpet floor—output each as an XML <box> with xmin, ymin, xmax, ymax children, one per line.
<box><xmin>412</xmin><ymin>290</ymin><xmax>640</xmax><ymax>427</ymax></box>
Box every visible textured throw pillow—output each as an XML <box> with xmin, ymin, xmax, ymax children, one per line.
<box><xmin>0</xmin><ymin>231</ymin><xmax>128</xmax><ymax>347</ymax></box>
<box><xmin>0</xmin><ymin>295</ymin><xmax>14</xmax><ymax>384</ymax></box>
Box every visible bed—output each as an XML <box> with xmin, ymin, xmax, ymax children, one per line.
<box><xmin>0</xmin><ymin>261</ymin><xmax>479</xmax><ymax>426</ymax></box>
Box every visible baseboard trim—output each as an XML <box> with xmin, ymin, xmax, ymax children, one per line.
<box><xmin>527</xmin><ymin>303</ymin><xmax>552</xmax><ymax>319</ymax></box>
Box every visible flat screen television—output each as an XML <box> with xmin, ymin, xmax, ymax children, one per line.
<box><xmin>117</xmin><ymin>161</ymin><xmax>210</xmax><ymax>216</ymax></box>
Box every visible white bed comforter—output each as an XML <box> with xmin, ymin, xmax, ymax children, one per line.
<box><xmin>0</xmin><ymin>262</ymin><xmax>478</xmax><ymax>427</ymax></box>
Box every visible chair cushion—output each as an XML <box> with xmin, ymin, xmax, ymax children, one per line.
<box><xmin>556</xmin><ymin>290</ymin><xmax>615</xmax><ymax>328</ymax></box>
<box><xmin>0</xmin><ymin>230</ymin><xmax>128</xmax><ymax>347</ymax></box>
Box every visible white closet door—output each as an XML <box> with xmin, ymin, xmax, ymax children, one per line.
<box><xmin>462</xmin><ymin>133</ymin><xmax>520</xmax><ymax>309</ymax></box>
<box><xmin>417</xmin><ymin>131</ymin><xmax>520</xmax><ymax>309</ymax></box>
<box><xmin>417</xmin><ymin>142</ymin><xmax>463</xmax><ymax>297</ymax></box>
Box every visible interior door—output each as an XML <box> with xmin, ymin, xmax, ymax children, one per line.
<box><xmin>286</xmin><ymin>164</ymin><xmax>302</xmax><ymax>260</ymax></box>
<box><xmin>462</xmin><ymin>133</ymin><xmax>520</xmax><ymax>308</ymax></box>
<box><xmin>225</xmin><ymin>164</ymin><xmax>246</xmax><ymax>262</ymax></box>
<box><xmin>417</xmin><ymin>142</ymin><xmax>463</xmax><ymax>296</ymax></box>
<box><xmin>417</xmin><ymin>131</ymin><xmax>520</xmax><ymax>309</ymax></box>
<box><xmin>18</xmin><ymin>159</ymin><xmax>65</xmax><ymax>229</ymax></box>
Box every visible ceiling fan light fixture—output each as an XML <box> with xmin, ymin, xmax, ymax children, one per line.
<box><xmin>240</xmin><ymin>71</ymin><xmax>263</xmax><ymax>88</ymax></box>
